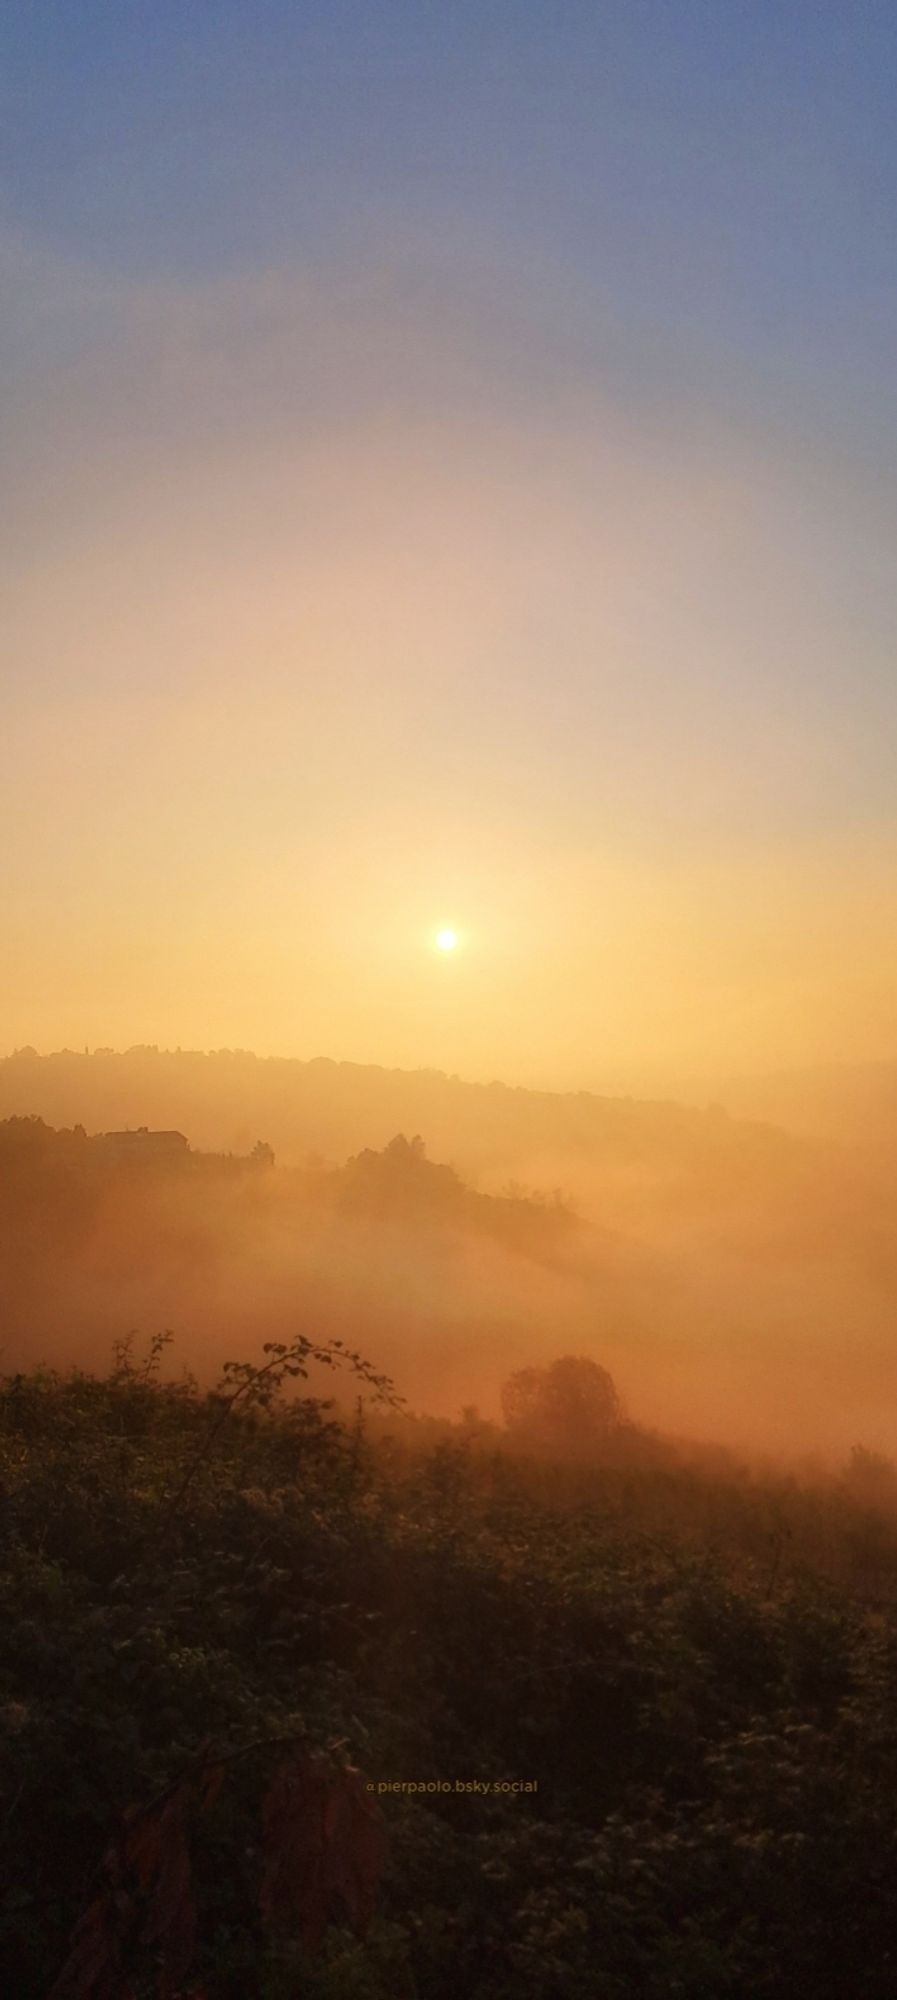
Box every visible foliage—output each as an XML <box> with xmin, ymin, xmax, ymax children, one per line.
<box><xmin>2</xmin><ymin>1341</ymin><xmax>897</xmax><ymax>1996</ymax></box>
<box><xmin>501</xmin><ymin>1355</ymin><xmax>622</xmax><ymax>1456</ymax></box>
<box><xmin>49</xmin><ymin>1746</ymin><xmax>386</xmax><ymax>2000</ymax></box>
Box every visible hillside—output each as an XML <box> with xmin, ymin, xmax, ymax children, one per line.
<box><xmin>707</xmin><ymin>1060</ymin><xmax>897</xmax><ymax>1154</ymax></box>
<box><xmin>2</xmin><ymin>1352</ymin><xmax>897</xmax><ymax>1999</ymax></box>
<box><xmin>2</xmin><ymin>1092</ymin><xmax>897</xmax><ymax>1460</ymax></box>
<box><xmin>0</xmin><ymin>1046</ymin><xmax>792</xmax><ymax>1186</ymax></box>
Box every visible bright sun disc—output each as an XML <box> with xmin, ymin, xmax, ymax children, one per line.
<box><xmin>435</xmin><ymin>928</ymin><xmax>458</xmax><ymax>951</ymax></box>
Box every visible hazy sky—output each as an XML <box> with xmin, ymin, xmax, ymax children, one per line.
<box><xmin>3</xmin><ymin>2</ymin><xmax>896</xmax><ymax>1086</ymax></box>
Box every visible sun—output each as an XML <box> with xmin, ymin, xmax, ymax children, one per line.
<box><xmin>435</xmin><ymin>927</ymin><xmax>458</xmax><ymax>952</ymax></box>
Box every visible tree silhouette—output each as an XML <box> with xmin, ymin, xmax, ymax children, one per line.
<box><xmin>501</xmin><ymin>1354</ymin><xmax>622</xmax><ymax>1456</ymax></box>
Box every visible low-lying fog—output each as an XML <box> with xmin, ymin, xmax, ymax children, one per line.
<box><xmin>2</xmin><ymin>1050</ymin><xmax>896</xmax><ymax>1464</ymax></box>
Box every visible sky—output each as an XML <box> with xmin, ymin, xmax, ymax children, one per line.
<box><xmin>2</xmin><ymin>1</ymin><xmax>896</xmax><ymax>1088</ymax></box>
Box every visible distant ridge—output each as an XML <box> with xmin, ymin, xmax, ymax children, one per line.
<box><xmin>0</xmin><ymin>1045</ymin><xmax>797</xmax><ymax>1182</ymax></box>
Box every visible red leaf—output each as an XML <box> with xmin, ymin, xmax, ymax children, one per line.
<box><xmin>47</xmin><ymin>1891</ymin><xmax>131</xmax><ymax>2000</ymax></box>
<box><xmin>196</xmin><ymin>1760</ymin><xmax>225</xmax><ymax>1815</ymax></box>
<box><xmin>137</xmin><ymin>1792</ymin><xmax>197</xmax><ymax>1987</ymax></box>
<box><xmin>50</xmin><ymin>1785</ymin><xmax>197</xmax><ymax>2000</ymax></box>
<box><xmin>259</xmin><ymin>1754</ymin><xmax>387</xmax><ymax>1950</ymax></box>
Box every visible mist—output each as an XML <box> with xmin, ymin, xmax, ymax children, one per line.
<box><xmin>2</xmin><ymin>1046</ymin><xmax>895</xmax><ymax>1465</ymax></box>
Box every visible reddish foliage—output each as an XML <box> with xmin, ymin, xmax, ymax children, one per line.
<box><xmin>195</xmin><ymin>1761</ymin><xmax>225</xmax><ymax>1815</ymax></box>
<box><xmin>49</xmin><ymin>1782</ymin><xmax>196</xmax><ymax>2000</ymax></box>
<box><xmin>45</xmin><ymin>1889</ymin><xmax>130</xmax><ymax>2000</ymax></box>
<box><xmin>49</xmin><ymin>1750</ymin><xmax>387</xmax><ymax>1997</ymax></box>
<box><xmin>260</xmin><ymin>1753</ymin><xmax>388</xmax><ymax>1948</ymax></box>
<box><xmin>135</xmin><ymin>1792</ymin><xmax>197</xmax><ymax>1997</ymax></box>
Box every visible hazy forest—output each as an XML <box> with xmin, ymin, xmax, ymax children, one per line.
<box><xmin>2</xmin><ymin>1050</ymin><xmax>897</xmax><ymax>1997</ymax></box>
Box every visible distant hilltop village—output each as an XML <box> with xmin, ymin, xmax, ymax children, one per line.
<box><xmin>101</xmin><ymin>1127</ymin><xmax>189</xmax><ymax>1160</ymax></box>
<box><xmin>97</xmin><ymin>1127</ymin><xmax>276</xmax><ymax>1170</ymax></box>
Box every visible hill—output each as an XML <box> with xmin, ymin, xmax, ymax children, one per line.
<box><xmin>0</xmin><ymin>1045</ymin><xmax>790</xmax><ymax>1187</ymax></box>
<box><xmin>2</xmin><ymin>1077</ymin><xmax>897</xmax><ymax>1458</ymax></box>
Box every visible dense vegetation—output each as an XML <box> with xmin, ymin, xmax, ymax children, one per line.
<box><xmin>2</xmin><ymin>1338</ymin><xmax>897</xmax><ymax>1997</ymax></box>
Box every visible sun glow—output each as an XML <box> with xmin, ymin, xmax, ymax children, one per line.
<box><xmin>435</xmin><ymin>928</ymin><xmax>458</xmax><ymax>952</ymax></box>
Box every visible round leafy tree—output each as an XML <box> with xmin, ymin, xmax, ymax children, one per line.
<box><xmin>501</xmin><ymin>1353</ymin><xmax>622</xmax><ymax>1456</ymax></box>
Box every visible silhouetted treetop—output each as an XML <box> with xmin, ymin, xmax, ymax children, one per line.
<box><xmin>501</xmin><ymin>1354</ymin><xmax>623</xmax><ymax>1457</ymax></box>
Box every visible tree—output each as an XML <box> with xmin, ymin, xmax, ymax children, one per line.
<box><xmin>845</xmin><ymin>1443</ymin><xmax>897</xmax><ymax>1501</ymax></box>
<box><xmin>341</xmin><ymin>1135</ymin><xmax>463</xmax><ymax>1217</ymax></box>
<box><xmin>501</xmin><ymin>1354</ymin><xmax>622</xmax><ymax>1457</ymax></box>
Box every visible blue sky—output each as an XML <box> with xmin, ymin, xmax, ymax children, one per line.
<box><xmin>5</xmin><ymin>0</ymin><xmax>897</xmax><ymax>468</ymax></box>
<box><xmin>4</xmin><ymin>4</ymin><xmax>896</xmax><ymax>352</ymax></box>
